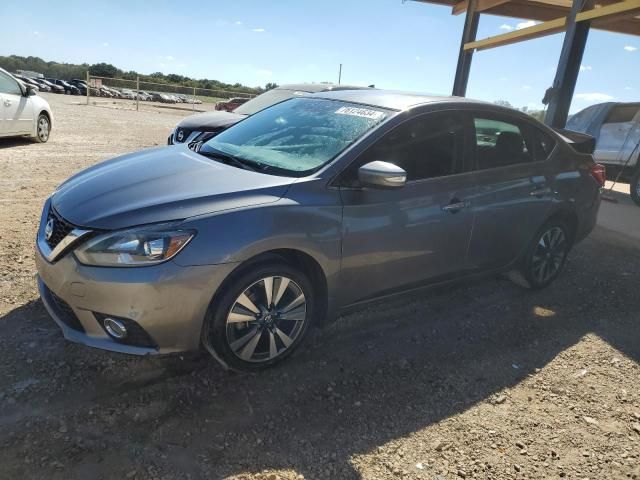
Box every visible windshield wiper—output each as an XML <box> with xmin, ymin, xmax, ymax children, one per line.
<box><xmin>198</xmin><ymin>147</ymin><xmax>259</xmax><ymax>172</ymax></box>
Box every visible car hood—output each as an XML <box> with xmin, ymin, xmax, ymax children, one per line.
<box><xmin>51</xmin><ymin>145</ymin><xmax>295</xmax><ymax>230</ymax></box>
<box><xmin>177</xmin><ymin>110</ymin><xmax>247</xmax><ymax>131</ymax></box>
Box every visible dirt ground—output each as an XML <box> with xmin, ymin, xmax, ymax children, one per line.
<box><xmin>0</xmin><ymin>93</ymin><xmax>639</xmax><ymax>480</ymax></box>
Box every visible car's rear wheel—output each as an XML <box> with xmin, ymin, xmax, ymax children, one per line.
<box><xmin>516</xmin><ymin>221</ymin><xmax>571</xmax><ymax>289</ymax></box>
<box><xmin>202</xmin><ymin>261</ymin><xmax>314</xmax><ymax>371</ymax></box>
<box><xmin>33</xmin><ymin>114</ymin><xmax>50</xmax><ymax>143</ymax></box>
<box><xmin>630</xmin><ymin>168</ymin><xmax>640</xmax><ymax>206</ymax></box>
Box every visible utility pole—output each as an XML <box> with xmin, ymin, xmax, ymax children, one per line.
<box><xmin>338</xmin><ymin>64</ymin><xmax>342</xmax><ymax>85</ymax></box>
<box><xmin>86</xmin><ymin>70</ymin><xmax>90</xmax><ymax>105</ymax></box>
<box><xmin>136</xmin><ymin>76</ymin><xmax>140</xmax><ymax>111</ymax></box>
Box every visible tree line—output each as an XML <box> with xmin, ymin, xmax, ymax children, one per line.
<box><xmin>0</xmin><ymin>55</ymin><xmax>272</xmax><ymax>94</ymax></box>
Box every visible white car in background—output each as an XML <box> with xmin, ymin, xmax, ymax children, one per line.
<box><xmin>0</xmin><ymin>67</ymin><xmax>53</xmax><ymax>143</ymax></box>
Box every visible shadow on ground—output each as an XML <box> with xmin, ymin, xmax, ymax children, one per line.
<box><xmin>0</xmin><ymin>227</ymin><xmax>638</xmax><ymax>479</ymax></box>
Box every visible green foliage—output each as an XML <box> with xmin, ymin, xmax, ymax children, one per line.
<box><xmin>264</xmin><ymin>82</ymin><xmax>279</xmax><ymax>91</ymax></box>
<box><xmin>0</xmin><ymin>55</ymin><xmax>260</xmax><ymax>95</ymax></box>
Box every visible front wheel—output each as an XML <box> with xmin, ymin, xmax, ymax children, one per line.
<box><xmin>630</xmin><ymin>169</ymin><xmax>640</xmax><ymax>206</ymax></box>
<box><xmin>33</xmin><ymin>114</ymin><xmax>50</xmax><ymax>143</ymax></box>
<box><xmin>202</xmin><ymin>261</ymin><xmax>315</xmax><ymax>371</ymax></box>
<box><xmin>516</xmin><ymin>221</ymin><xmax>571</xmax><ymax>289</ymax></box>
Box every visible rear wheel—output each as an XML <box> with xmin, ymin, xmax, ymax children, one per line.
<box><xmin>202</xmin><ymin>261</ymin><xmax>314</xmax><ymax>371</ymax></box>
<box><xmin>630</xmin><ymin>169</ymin><xmax>640</xmax><ymax>206</ymax></box>
<box><xmin>516</xmin><ymin>221</ymin><xmax>571</xmax><ymax>289</ymax></box>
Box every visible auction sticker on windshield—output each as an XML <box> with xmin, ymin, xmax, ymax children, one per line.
<box><xmin>335</xmin><ymin>106</ymin><xmax>385</xmax><ymax>120</ymax></box>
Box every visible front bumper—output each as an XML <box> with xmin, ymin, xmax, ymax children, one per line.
<box><xmin>35</xmin><ymin>245</ymin><xmax>237</xmax><ymax>355</ymax></box>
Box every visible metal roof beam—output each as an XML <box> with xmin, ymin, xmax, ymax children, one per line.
<box><xmin>452</xmin><ymin>0</ymin><xmax>511</xmax><ymax>15</ymax></box>
<box><xmin>463</xmin><ymin>0</ymin><xmax>640</xmax><ymax>51</ymax></box>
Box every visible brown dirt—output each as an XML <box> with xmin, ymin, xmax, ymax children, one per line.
<box><xmin>0</xmin><ymin>93</ymin><xmax>638</xmax><ymax>480</ymax></box>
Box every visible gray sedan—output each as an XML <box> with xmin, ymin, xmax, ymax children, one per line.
<box><xmin>35</xmin><ymin>90</ymin><xmax>602</xmax><ymax>371</ymax></box>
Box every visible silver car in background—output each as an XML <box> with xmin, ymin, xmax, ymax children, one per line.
<box><xmin>36</xmin><ymin>90</ymin><xmax>602</xmax><ymax>371</ymax></box>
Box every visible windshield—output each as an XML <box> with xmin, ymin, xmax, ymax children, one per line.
<box><xmin>200</xmin><ymin>98</ymin><xmax>388</xmax><ymax>176</ymax></box>
<box><xmin>234</xmin><ymin>89</ymin><xmax>310</xmax><ymax>115</ymax></box>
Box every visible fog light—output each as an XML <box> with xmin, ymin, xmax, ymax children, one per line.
<box><xmin>103</xmin><ymin>317</ymin><xmax>127</xmax><ymax>339</ymax></box>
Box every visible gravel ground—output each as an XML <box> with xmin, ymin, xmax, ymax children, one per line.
<box><xmin>0</xmin><ymin>93</ymin><xmax>639</xmax><ymax>480</ymax></box>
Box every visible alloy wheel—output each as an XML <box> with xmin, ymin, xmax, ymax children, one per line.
<box><xmin>531</xmin><ymin>226</ymin><xmax>567</xmax><ymax>284</ymax></box>
<box><xmin>225</xmin><ymin>276</ymin><xmax>307</xmax><ymax>363</ymax></box>
<box><xmin>38</xmin><ymin>116</ymin><xmax>50</xmax><ymax>142</ymax></box>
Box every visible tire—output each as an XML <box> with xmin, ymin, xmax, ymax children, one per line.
<box><xmin>630</xmin><ymin>168</ymin><xmax>640</xmax><ymax>206</ymax></box>
<box><xmin>515</xmin><ymin>220</ymin><xmax>571</xmax><ymax>290</ymax></box>
<box><xmin>33</xmin><ymin>114</ymin><xmax>50</xmax><ymax>143</ymax></box>
<box><xmin>202</xmin><ymin>261</ymin><xmax>315</xmax><ymax>371</ymax></box>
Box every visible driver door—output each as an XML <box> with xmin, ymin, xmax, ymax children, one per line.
<box><xmin>338</xmin><ymin>110</ymin><xmax>476</xmax><ymax>306</ymax></box>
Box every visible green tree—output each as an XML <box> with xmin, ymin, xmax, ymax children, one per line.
<box><xmin>88</xmin><ymin>63</ymin><xmax>120</xmax><ymax>77</ymax></box>
<box><xmin>264</xmin><ymin>82</ymin><xmax>279</xmax><ymax>91</ymax></box>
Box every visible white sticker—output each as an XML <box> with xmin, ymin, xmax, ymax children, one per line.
<box><xmin>335</xmin><ymin>106</ymin><xmax>385</xmax><ymax>120</ymax></box>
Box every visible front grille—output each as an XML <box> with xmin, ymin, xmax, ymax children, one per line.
<box><xmin>94</xmin><ymin>313</ymin><xmax>158</xmax><ymax>349</ymax></box>
<box><xmin>45</xmin><ymin>208</ymin><xmax>75</xmax><ymax>250</ymax></box>
<box><xmin>45</xmin><ymin>286</ymin><xmax>86</xmax><ymax>333</ymax></box>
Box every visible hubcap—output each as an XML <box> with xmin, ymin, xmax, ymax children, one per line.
<box><xmin>38</xmin><ymin>117</ymin><xmax>49</xmax><ymax>141</ymax></box>
<box><xmin>531</xmin><ymin>226</ymin><xmax>567</xmax><ymax>284</ymax></box>
<box><xmin>225</xmin><ymin>276</ymin><xmax>307</xmax><ymax>363</ymax></box>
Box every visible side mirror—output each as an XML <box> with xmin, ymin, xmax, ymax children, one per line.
<box><xmin>358</xmin><ymin>161</ymin><xmax>407</xmax><ymax>189</ymax></box>
<box><xmin>26</xmin><ymin>85</ymin><xmax>36</xmax><ymax>97</ymax></box>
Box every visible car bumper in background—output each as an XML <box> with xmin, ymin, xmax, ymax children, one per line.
<box><xmin>35</xmin><ymin>245</ymin><xmax>237</xmax><ymax>355</ymax></box>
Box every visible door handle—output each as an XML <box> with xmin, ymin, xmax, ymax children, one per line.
<box><xmin>442</xmin><ymin>200</ymin><xmax>466</xmax><ymax>213</ymax></box>
<box><xmin>529</xmin><ymin>186</ymin><xmax>552</xmax><ymax>197</ymax></box>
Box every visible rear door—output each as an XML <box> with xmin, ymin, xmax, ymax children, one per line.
<box><xmin>0</xmin><ymin>70</ymin><xmax>32</xmax><ymax>135</ymax></box>
<box><xmin>596</xmin><ymin>104</ymin><xmax>640</xmax><ymax>165</ymax></box>
<box><xmin>465</xmin><ymin>111</ymin><xmax>556</xmax><ymax>270</ymax></box>
<box><xmin>338</xmin><ymin>110</ymin><xmax>477</xmax><ymax>305</ymax></box>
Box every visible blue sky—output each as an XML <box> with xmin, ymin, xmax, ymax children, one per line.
<box><xmin>1</xmin><ymin>0</ymin><xmax>638</xmax><ymax>112</ymax></box>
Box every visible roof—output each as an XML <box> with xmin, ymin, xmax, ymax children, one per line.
<box><xmin>276</xmin><ymin>83</ymin><xmax>372</xmax><ymax>93</ymax></box>
<box><xmin>311</xmin><ymin>89</ymin><xmax>490</xmax><ymax>110</ymax></box>
<box><xmin>415</xmin><ymin>0</ymin><xmax>640</xmax><ymax>36</ymax></box>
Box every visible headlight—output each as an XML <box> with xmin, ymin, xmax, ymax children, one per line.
<box><xmin>75</xmin><ymin>224</ymin><xmax>195</xmax><ymax>267</ymax></box>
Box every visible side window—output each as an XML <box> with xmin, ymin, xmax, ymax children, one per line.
<box><xmin>472</xmin><ymin>116</ymin><xmax>532</xmax><ymax>170</ymax></box>
<box><xmin>351</xmin><ymin>111</ymin><xmax>465</xmax><ymax>183</ymax></box>
<box><xmin>532</xmin><ymin>128</ymin><xmax>557</xmax><ymax>161</ymax></box>
<box><xmin>0</xmin><ymin>71</ymin><xmax>22</xmax><ymax>96</ymax></box>
<box><xmin>603</xmin><ymin>105</ymin><xmax>640</xmax><ymax>124</ymax></box>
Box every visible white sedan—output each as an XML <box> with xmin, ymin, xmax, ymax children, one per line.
<box><xmin>0</xmin><ymin>67</ymin><xmax>53</xmax><ymax>143</ymax></box>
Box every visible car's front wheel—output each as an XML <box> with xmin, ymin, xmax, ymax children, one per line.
<box><xmin>202</xmin><ymin>261</ymin><xmax>314</xmax><ymax>371</ymax></box>
<box><xmin>516</xmin><ymin>221</ymin><xmax>571</xmax><ymax>289</ymax></box>
<box><xmin>33</xmin><ymin>114</ymin><xmax>50</xmax><ymax>143</ymax></box>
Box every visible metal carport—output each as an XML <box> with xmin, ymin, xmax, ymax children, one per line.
<box><xmin>414</xmin><ymin>0</ymin><xmax>640</xmax><ymax>127</ymax></box>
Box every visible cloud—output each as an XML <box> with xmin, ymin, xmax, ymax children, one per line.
<box><xmin>176</xmin><ymin>63</ymin><xmax>186</xmax><ymax>68</ymax></box>
<box><xmin>516</xmin><ymin>20</ymin><xmax>537</xmax><ymax>29</ymax></box>
<box><xmin>251</xmin><ymin>28</ymin><xmax>265</xmax><ymax>32</ymax></box>
<box><xmin>257</xmin><ymin>69</ymin><xmax>273</xmax><ymax>77</ymax></box>
<box><xmin>575</xmin><ymin>92</ymin><xmax>614</xmax><ymax>102</ymax></box>
<box><xmin>102</xmin><ymin>42</ymin><xmax>109</xmax><ymax>47</ymax></box>
<box><xmin>415</xmin><ymin>55</ymin><xmax>421</xmax><ymax>61</ymax></box>
<box><xmin>235</xmin><ymin>20</ymin><xmax>242</xmax><ymax>25</ymax></box>
<box><xmin>499</xmin><ymin>24</ymin><xmax>513</xmax><ymax>31</ymax></box>
<box><xmin>624</xmin><ymin>86</ymin><xmax>633</xmax><ymax>90</ymax></box>
<box><xmin>579</xmin><ymin>64</ymin><xmax>592</xmax><ymax>71</ymax></box>
<box><xmin>499</xmin><ymin>77</ymin><xmax>508</xmax><ymax>81</ymax></box>
<box><xmin>164</xmin><ymin>55</ymin><xmax>175</xmax><ymax>61</ymax></box>
<box><xmin>522</xmin><ymin>85</ymin><xmax>532</xmax><ymax>90</ymax></box>
<box><xmin>33</xmin><ymin>31</ymin><xmax>40</xmax><ymax>36</ymax></box>
<box><xmin>623</xmin><ymin>45</ymin><xmax>637</xmax><ymax>52</ymax></box>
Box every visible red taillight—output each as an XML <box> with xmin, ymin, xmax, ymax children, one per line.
<box><xmin>589</xmin><ymin>163</ymin><xmax>606</xmax><ymax>187</ymax></box>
